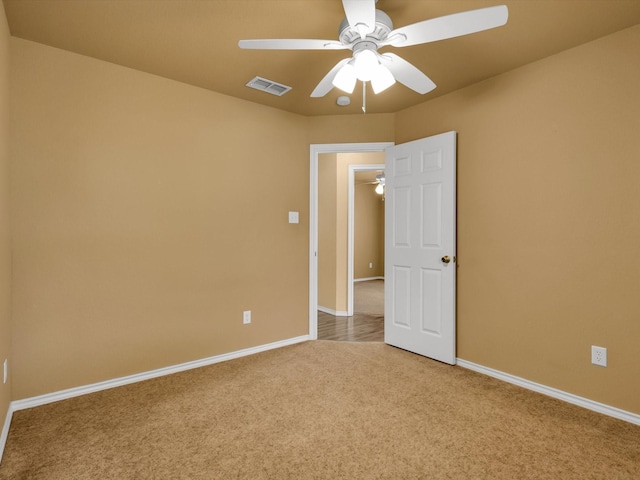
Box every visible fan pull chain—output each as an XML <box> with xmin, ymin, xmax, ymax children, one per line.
<box><xmin>362</xmin><ymin>81</ymin><xmax>367</xmax><ymax>114</ymax></box>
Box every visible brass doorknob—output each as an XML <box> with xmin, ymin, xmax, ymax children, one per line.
<box><xmin>441</xmin><ymin>255</ymin><xmax>451</xmax><ymax>264</ymax></box>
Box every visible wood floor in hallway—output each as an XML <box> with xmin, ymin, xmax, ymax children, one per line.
<box><xmin>317</xmin><ymin>279</ymin><xmax>384</xmax><ymax>342</ymax></box>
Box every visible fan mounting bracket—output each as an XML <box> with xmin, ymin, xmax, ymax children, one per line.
<box><xmin>352</xmin><ymin>41</ymin><xmax>378</xmax><ymax>55</ymax></box>
<box><xmin>338</xmin><ymin>9</ymin><xmax>393</xmax><ymax>49</ymax></box>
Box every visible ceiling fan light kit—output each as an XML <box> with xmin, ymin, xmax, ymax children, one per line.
<box><xmin>239</xmin><ymin>1</ymin><xmax>508</xmax><ymax>108</ymax></box>
<box><xmin>332</xmin><ymin>62</ymin><xmax>357</xmax><ymax>93</ymax></box>
<box><xmin>353</xmin><ymin>48</ymin><xmax>378</xmax><ymax>81</ymax></box>
<box><xmin>369</xmin><ymin>62</ymin><xmax>396</xmax><ymax>94</ymax></box>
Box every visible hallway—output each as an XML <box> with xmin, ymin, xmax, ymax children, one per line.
<box><xmin>317</xmin><ymin>280</ymin><xmax>383</xmax><ymax>342</ymax></box>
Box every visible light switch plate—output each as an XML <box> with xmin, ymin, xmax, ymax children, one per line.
<box><xmin>288</xmin><ymin>211</ymin><xmax>299</xmax><ymax>224</ymax></box>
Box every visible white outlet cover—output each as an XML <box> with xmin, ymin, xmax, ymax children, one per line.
<box><xmin>591</xmin><ymin>346</ymin><xmax>607</xmax><ymax>367</ymax></box>
<box><xmin>288</xmin><ymin>211</ymin><xmax>299</xmax><ymax>224</ymax></box>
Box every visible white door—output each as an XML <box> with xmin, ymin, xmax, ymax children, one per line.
<box><xmin>384</xmin><ymin>132</ymin><xmax>456</xmax><ymax>364</ymax></box>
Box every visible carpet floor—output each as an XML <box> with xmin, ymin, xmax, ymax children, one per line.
<box><xmin>1</xmin><ymin>341</ymin><xmax>638</xmax><ymax>479</ymax></box>
<box><xmin>353</xmin><ymin>279</ymin><xmax>383</xmax><ymax>316</ymax></box>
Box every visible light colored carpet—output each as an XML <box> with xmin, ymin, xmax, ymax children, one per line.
<box><xmin>1</xmin><ymin>341</ymin><xmax>639</xmax><ymax>479</ymax></box>
<box><xmin>353</xmin><ymin>279</ymin><xmax>384</xmax><ymax>316</ymax></box>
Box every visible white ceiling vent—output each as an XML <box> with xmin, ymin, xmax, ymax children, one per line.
<box><xmin>246</xmin><ymin>76</ymin><xmax>292</xmax><ymax>96</ymax></box>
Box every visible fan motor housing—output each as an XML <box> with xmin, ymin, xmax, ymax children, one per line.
<box><xmin>338</xmin><ymin>9</ymin><xmax>393</xmax><ymax>47</ymax></box>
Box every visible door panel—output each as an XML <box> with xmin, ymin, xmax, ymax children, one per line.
<box><xmin>384</xmin><ymin>132</ymin><xmax>456</xmax><ymax>364</ymax></box>
<box><xmin>422</xmin><ymin>183</ymin><xmax>442</xmax><ymax>247</ymax></box>
<box><xmin>391</xmin><ymin>266</ymin><xmax>411</xmax><ymax>328</ymax></box>
<box><xmin>393</xmin><ymin>186</ymin><xmax>411</xmax><ymax>247</ymax></box>
<box><xmin>421</xmin><ymin>268</ymin><xmax>442</xmax><ymax>335</ymax></box>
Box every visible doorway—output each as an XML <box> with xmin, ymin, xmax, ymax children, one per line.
<box><xmin>316</xmin><ymin>280</ymin><xmax>384</xmax><ymax>341</ymax></box>
<box><xmin>348</xmin><ymin>165</ymin><xmax>386</xmax><ymax>316</ymax></box>
<box><xmin>309</xmin><ymin>143</ymin><xmax>393</xmax><ymax>340</ymax></box>
<box><xmin>317</xmin><ymin>165</ymin><xmax>386</xmax><ymax>341</ymax></box>
<box><xmin>310</xmin><ymin>133</ymin><xmax>456</xmax><ymax>363</ymax></box>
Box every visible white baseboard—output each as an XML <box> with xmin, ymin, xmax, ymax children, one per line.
<box><xmin>11</xmin><ymin>335</ymin><xmax>309</xmax><ymax>413</ymax></box>
<box><xmin>354</xmin><ymin>276</ymin><xmax>384</xmax><ymax>282</ymax></box>
<box><xmin>318</xmin><ymin>306</ymin><xmax>349</xmax><ymax>317</ymax></box>
<box><xmin>457</xmin><ymin>358</ymin><xmax>640</xmax><ymax>426</ymax></box>
<box><xmin>1</xmin><ymin>335</ymin><xmax>308</xmax><ymax>462</ymax></box>
<box><xmin>5</xmin><ymin>340</ymin><xmax>635</xmax><ymax>464</ymax></box>
<box><xmin>0</xmin><ymin>403</ymin><xmax>13</xmax><ymax>464</ymax></box>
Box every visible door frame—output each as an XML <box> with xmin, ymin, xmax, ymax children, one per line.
<box><xmin>309</xmin><ymin>142</ymin><xmax>394</xmax><ymax>339</ymax></box>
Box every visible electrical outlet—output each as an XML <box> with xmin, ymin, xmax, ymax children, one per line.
<box><xmin>243</xmin><ymin>310</ymin><xmax>251</xmax><ymax>325</ymax></box>
<box><xmin>369</xmin><ymin>262</ymin><xmax>373</xmax><ymax>269</ymax></box>
<box><xmin>591</xmin><ymin>346</ymin><xmax>607</xmax><ymax>367</ymax></box>
<box><xmin>3</xmin><ymin>359</ymin><xmax>7</xmax><ymax>384</ymax></box>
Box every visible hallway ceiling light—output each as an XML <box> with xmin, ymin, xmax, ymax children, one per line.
<box><xmin>375</xmin><ymin>173</ymin><xmax>385</xmax><ymax>194</ymax></box>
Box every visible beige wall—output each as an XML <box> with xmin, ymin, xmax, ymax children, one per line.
<box><xmin>0</xmin><ymin>2</ymin><xmax>11</xmax><ymax>426</ymax></box>
<box><xmin>4</xmin><ymin>20</ymin><xmax>639</xmax><ymax>418</ymax></box>
<box><xmin>317</xmin><ymin>152</ymin><xmax>385</xmax><ymax>313</ymax></box>
<box><xmin>396</xmin><ymin>25</ymin><xmax>640</xmax><ymax>414</ymax></box>
<box><xmin>334</xmin><ymin>153</ymin><xmax>385</xmax><ymax>311</ymax></box>
<box><xmin>317</xmin><ymin>153</ymin><xmax>337</xmax><ymax>311</ymax></box>
<box><xmin>10</xmin><ymin>39</ymin><xmax>311</xmax><ymax>399</ymax></box>
<box><xmin>308</xmin><ymin>114</ymin><xmax>394</xmax><ymax>145</ymax></box>
<box><xmin>343</xmin><ymin>154</ymin><xmax>384</xmax><ymax>311</ymax></box>
<box><xmin>354</xmin><ymin>181</ymin><xmax>384</xmax><ymax>279</ymax></box>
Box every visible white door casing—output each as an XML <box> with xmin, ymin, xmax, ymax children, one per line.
<box><xmin>384</xmin><ymin>132</ymin><xmax>457</xmax><ymax>364</ymax></box>
<box><xmin>309</xmin><ymin>143</ymin><xmax>394</xmax><ymax>339</ymax></box>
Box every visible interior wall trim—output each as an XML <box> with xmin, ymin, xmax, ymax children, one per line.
<box><xmin>309</xmin><ymin>142</ymin><xmax>394</xmax><ymax>340</ymax></box>
<box><xmin>0</xmin><ymin>404</ymin><xmax>13</xmax><ymax>464</ymax></box>
<box><xmin>457</xmin><ymin>358</ymin><xmax>640</xmax><ymax>426</ymax></box>
<box><xmin>317</xmin><ymin>306</ymin><xmax>349</xmax><ymax>317</ymax></box>
<box><xmin>354</xmin><ymin>276</ymin><xmax>384</xmax><ymax>282</ymax></box>
<box><xmin>10</xmin><ymin>335</ymin><xmax>310</xmax><ymax>414</ymax></box>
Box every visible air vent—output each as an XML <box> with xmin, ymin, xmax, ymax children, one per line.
<box><xmin>246</xmin><ymin>76</ymin><xmax>292</xmax><ymax>96</ymax></box>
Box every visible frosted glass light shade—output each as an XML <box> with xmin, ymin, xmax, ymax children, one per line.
<box><xmin>354</xmin><ymin>49</ymin><xmax>378</xmax><ymax>81</ymax></box>
<box><xmin>332</xmin><ymin>63</ymin><xmax>357</xmax><ymax>93</ymax></box>
<box><xmin>371</xmin><ymin>65</ymin><xmax>396</xmax><ymax>94</ymax></box>
<box><xmin>333</xmin><ymin>50</ymin><xmax>397</xmax><ymax>96</ymax></box>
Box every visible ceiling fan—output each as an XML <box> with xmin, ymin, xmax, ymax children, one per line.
<box><xmin>372</xmin><ymin>173</ymin><xmax>385</xmax><ymax>195</ymax></box>
<box><xmin>238</xmin><ymin>0</ymin><xmax>509</xmax><ymax>99</ymax></box>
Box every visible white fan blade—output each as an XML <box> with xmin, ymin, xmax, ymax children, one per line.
<box><xmin>378</xmin><ymin>53</ymin><xmax>436</xmax><ymax>94</ymax></box>
<box><xmin>311</xmin><ymin>58</ymin><xmax>352</xmax><ymax>97</ymax></box>
<box><xmin>238</xmin><ymin>39</ymin><xmax>346</xmax><ymax>50</ymax></box>
<box><xmin>342</xmin><ymin>0</ymin><xmax>376</xmax><ymax>37</ymax></box>
<box><xmin>384</xmin><ymin>5</ymin><xmax>508</xmax><ymax>48</ymax></box>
